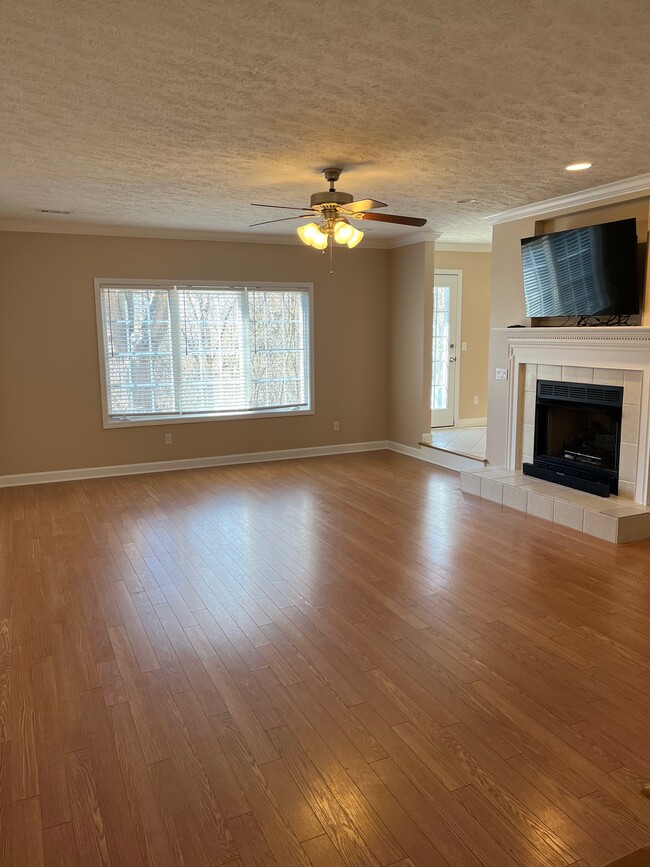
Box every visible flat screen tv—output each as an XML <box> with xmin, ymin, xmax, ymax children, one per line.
<box><xmin>521</xmin><ymin>218</ymin><xmax>639</xmax><ymax>318</ymax></box>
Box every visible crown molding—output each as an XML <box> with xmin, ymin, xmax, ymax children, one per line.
<box><xmin>485</xmin><ymin>172</ymin><xmax>650</xmax><ymax>225</ymax></box>
<box><xmin>0</xmin><ymin>220</ymin><xmax>309</xmax><ymax>245</ymax></box>
<box><xmin>435</xmin><ymin>242</ymin><xmax>491</xmax><ymax>252</ymax></box>
<box><xmin>0</xmin><ymin>221</ymin><xmax>493</xmax><ymax>252</ymax></box>
<box><xmin>0</xmin><ymin>219</ymin><xmax>435</xmax><ymax>249</ymax></box>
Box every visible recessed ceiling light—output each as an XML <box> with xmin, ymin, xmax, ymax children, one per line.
<box><xmin>37</xmin><ymin>208</ymin><xmax>73</xmax><ymax>214</ymax></box>
<box><xmin>456</xmin><ymin>198</ymin><xmax>479</xmax><ymax>204</ymax></box>
<box><xmin>565</xmin><ymin>162</ymin><xmax>592</xmax><ymax>172</ymax></box>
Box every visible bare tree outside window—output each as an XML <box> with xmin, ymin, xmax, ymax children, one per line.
<box><xmin>102</xmin><ymin>290</ymin><xmax>175</xmax><ymax>416</ymax></box>
<box><xmin>100</xmin><ymin>284</ymin><xmax>311</xmax><ymax>421</ymax></box>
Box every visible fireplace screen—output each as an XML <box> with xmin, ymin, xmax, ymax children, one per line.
<box><xmin>537</xmin><ymin>404</ymin><xmax>619</xmax><ymax>471</ymax></box>
<box><xmin>528</xmin><ymin>380</ymin><xmax>624</xmax><ymax>496</ymax></box>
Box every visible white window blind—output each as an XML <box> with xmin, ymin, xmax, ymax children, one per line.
<box><xmin>98</xmin><ymin>283</ymin><xmax>312</xmax><ymax>423</ymax></box>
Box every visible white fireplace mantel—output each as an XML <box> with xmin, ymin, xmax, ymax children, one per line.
<box><xmin>495</xmin><ymin>326</ymin><xmax>650</xmax><ymax>505</ymax></box>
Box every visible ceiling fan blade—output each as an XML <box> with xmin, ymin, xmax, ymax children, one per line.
<box><xmin>347</xmin><ymin>198</ymin><xmax>388</xmax><ymax>212</ymax></box>
<box><xmin>251</xmin><ymin>203</ymin><xmax>314</xmax><ymax>211</ymax></box>
<box><xmin>359</xmin><ymin>212</ymin><xmax>427</xmax><ymax>227</ymax></box>
<box><xmin>249</xmin><ymin>215</ymin><xmax>313</xmax><ymax>227</ymax></box>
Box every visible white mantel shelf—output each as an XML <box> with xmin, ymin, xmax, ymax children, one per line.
<box><xmin>495</xmin><ymin>326</ymin><xmax>650</xmax><ymax>345</ymax></box>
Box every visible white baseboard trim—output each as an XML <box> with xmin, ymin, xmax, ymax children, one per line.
<box><xmin>0</xmin><ymin>440</ymin><xmax>391</xmax><ymax>489</ymax></box>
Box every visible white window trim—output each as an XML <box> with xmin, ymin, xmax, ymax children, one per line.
<box><xmin>94</xmin><ymin>278</ymin><xmax>315</xmax><ymax>429</ymax></box>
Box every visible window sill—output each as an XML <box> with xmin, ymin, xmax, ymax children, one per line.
<box><xmin>103</xmin><ymin>407</ymin><xmax>314</xmax><ymax>429</ymax></box>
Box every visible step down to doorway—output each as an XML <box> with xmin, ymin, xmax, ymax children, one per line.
<box><xmin>419</xmin><ymin>441</ymin><xmax>488</xmax><ymax>472</ymax></box>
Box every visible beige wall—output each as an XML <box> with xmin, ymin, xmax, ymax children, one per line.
<box><xmin>388</xmin><ymin>240</ymin><xmax>436</xmax><ymax>446</ymax></box>
<box><xmin>0</xmin><ymin>232</ymin><xmax>390</xmax><ymax>476</ymax></box>
<box><xmin>435</xmin><ymin>250</ymin><xmax>491</xmax><ymax>420</ymax></box>
<box><xmin>486</xmin><ymin>192</ymin><xmax>650</xmax><ymax>466</ymax></box>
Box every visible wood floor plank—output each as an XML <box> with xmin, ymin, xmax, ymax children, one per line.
<box><xmin>227</xmin><ymin>811</ymin><xmax>280</xmax><ymax>867</ymax></box>
<box><xmin>0</xmin><ymin>618</ymin><xmax>10</xmax><ymax>742</ymax></box>
<box><xmin>153</xmin><ymin>602</ymin><xmax>227</xmax><ymax>717</ymax></box>
<box><xmin>184</xmin><ymin>624</ymin><xmax>278</xmax><ymax>764</ymax></box>
<box><xmin>148</xmin><ymin>757</ymin><xmax>205</xmax><ymax>867</ymax></box>
<box><xmin>11</xmin><ymin>643</ymin><xmax>38</xmax><ymax>802</ymax></box>
<box><xmin>65</xmin><ymin>748</ymin><xmax>112</xmax><ymax>867</ymax></box>
<box><xmin>259</xmin><ymin>758</ymin><xmax>324</xmax><ymax>842</ymax></box>
<box><xmin>0</xmin><ymin>741</ymin><xmax>10</xmax><ymax>867</ymax></box>
<box><xmin>145</xmin><ymin>671</ymin><xmax>238</xmax><ymax>866</ymax></box>
<box><xmin>97</xmin><ymin>659</ymin><xmax>127</xmax><ymax>707</ymax></box>
<box><xmin>49</xmin><ymin>620</ymin><xmax>89</xmax><ymax>754</ymax></box>
<box><xmin>11</xmin><ymin>796</ymin><xmax>45</xmax><ymax>867</ymax></box>
<box><xmin>131</xmin><ymin>590</ymin><xmax>192</xmax><ymax>694</ymax></box>
<box><xmin>80</xmin><ymin>687</ymin><xmax>144</xmax><ymax>866</ymax></box>
<box><xmin>109</xmin><ymin>701</ymin><xmax>178</xmax><ymax>867</ymax></box>
<box><xmin>267</xmin><ymin>722</ymin><xmax>385</xmax><ymax>867</ymax></box>
<box><xmin>301</xmin><ymin>833</ymin><xmax>348</xmax><ymax>866</ymax></box>
<box><xmin>211</xmin><ymin>712</ymin><xmax>311</xmax><ymax>867</ymax></box>
<box><xmin>108</xmin><ymin>625</ymin><xmax>170</xmax><ymax>764</ymax></box>
<box><xmin>258</xmin><ymin>671</ymin><xmax>405</xmax><ymax>866</ymax></box>
<box><xmin>32</xmin><ymin>655</ymin><xmax>70</xmax><ymax>828</ymax></box>
<box><xmin>356</xmin><ymin>704</ymin><xmax>521</xmax><ymax>867</ymax></box>
<box><xmin>2</xmin><ymin>453</ymin><xmax>649</xmax><ymax>866</ymax></box>
<box><xmin>173</xmin><ymin>689</ymin><xmax>250</xmax><ymax>820</ymax></box>
<box><xmin>42</xmin><ymin>823</ymin><xmax>78</xmax><ymax>867</ymax></box>
<box><xmin>508</xmin><ymin>751</ymin><xmax>636</xmax><ymax>862</ymax></box>
<box><xmin>110</xmin><ymin>581</ymin><xmax>161</xmax><ymax>673</ymax></box>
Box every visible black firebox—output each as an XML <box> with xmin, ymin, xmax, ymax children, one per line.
<box><xmin>522</xmin><ymin>380</ymin><xmax>623</xmax><ymax>497</ymax></box>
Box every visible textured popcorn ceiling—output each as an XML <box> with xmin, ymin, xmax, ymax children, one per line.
<box><xmin>1</xmin><ymin>0</ymin><xmax>649</xmax><ymax>243</ymax></box>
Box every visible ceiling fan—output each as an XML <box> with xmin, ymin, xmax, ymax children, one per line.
<box><xmin>250</xmin><ymin>167</ymin><xmax>427</xmax><ymax>250</ymax></box>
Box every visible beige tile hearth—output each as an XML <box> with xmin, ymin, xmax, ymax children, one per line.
<box><xmin>460</xmin><ymin>468</ymin><xmax>650</xmax><ymax>544</ymax></box>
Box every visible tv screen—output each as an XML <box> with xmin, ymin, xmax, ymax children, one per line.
<box><xmin>521</xmin><ymin>218</ymin><xmax>639</xmax><ymax>318</ymax></box>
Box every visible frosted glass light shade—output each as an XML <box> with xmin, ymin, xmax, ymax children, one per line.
<box><xmin>333</xmin><ymin>220</ymin><xmax>354</xmax><ymax>244</ymax></box>
<box><xmin>347</xmin><ymin>227</ymin><xmax>364</xmax><ymax>248</ymax></box>
<box><xmin>297</xmin><ymin>223</ymin><xmax>321</xmax><ymax>245</ymax></box>
<box><xmin>311</xmin><ymin>231</ymin><xmax>328</xmax><ymax>250</ymax></box>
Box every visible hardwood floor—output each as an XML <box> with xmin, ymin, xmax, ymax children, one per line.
<box><xmin>1</xmin><ymin>450</ymin><xmax>649</xmax><ymax>866</ymax></box>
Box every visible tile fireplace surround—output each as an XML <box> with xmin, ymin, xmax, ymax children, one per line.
<box><xmin>463</xmin><ymin>327</ymin><xmax>650</xmax><ymax>543</ymax></box>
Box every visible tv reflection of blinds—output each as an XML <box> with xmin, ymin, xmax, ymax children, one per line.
<box><xmin>521</xmin><ymin>218</ymin><xmax>638</xmax><ymax>318</ymax></box>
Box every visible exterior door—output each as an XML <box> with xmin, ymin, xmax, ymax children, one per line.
<box><xmin>431</xmin><ymin>273</ymin><xmax>460</xmax><ymax>428</ymax></box>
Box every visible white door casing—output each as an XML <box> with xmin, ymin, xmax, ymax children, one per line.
<box><xmin>431</xmin><ymin>271</ymin><xmax>462</xmax><ymax>428</ymax></box>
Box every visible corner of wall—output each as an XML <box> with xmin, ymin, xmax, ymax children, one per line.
<box><xmin>387</xmin><ymin>240</ymin><xmax>435</xmax><ymax>448</ymax></box>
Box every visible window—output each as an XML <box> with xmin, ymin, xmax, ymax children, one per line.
<box><xmin>96</xmin><ymin>280</ymin><xmax>313</xmax><ymax>426</ymax></box>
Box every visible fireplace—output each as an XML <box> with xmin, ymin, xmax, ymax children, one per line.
<box><xmin>523</xmin><ymin>380</ymin><xmax>623</xmax><ymax>497</ymax></box>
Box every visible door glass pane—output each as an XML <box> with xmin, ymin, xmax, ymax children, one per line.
<box><xmin>432</xmin><ymin>285</ymin><xmax>451</xmax><ymax>410</ymax></box>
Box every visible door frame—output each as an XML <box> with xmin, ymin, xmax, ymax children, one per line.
<box><xmin>431</xmin><ymin>269</ymin><xmax>463</xmax><ymax>428</ymax></box>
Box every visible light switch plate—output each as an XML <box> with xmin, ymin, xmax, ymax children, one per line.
<box><xmin>496</xmin><ymin>368</ymin><xmax>508</xmax><ymax>381</ymax></box>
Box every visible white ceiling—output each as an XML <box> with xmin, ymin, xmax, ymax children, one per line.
<box><xmin>1</xmin><ymin>0</ymin><xmax>649</xmax><ymax>243</ymax></box>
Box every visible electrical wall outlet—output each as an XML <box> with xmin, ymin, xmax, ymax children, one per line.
<box><xmin>333</xmin><ymin>421</ymin><xmax>340</xmax><ymax>431</ymax></box>
<box><xmin>473</xmin><ymin>395</ymin><xmax>479</xmax><ymax>405</ymax></box>
<box><xmin>495</xmin><ymin>368</ymin><xmax>508</xmax><ymax>381</ymax></box>
<box><xmin>164</xmin><ymin>433</ymin><xmax>173</xmax><ymax>444</ymax></box>
<box><xmin>461</xmin><ymin>341</ymin><xmax>468</xmax><ymax>352</ymax></box>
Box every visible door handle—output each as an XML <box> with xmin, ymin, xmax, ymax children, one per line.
<box><xmin>449</xmin><ymin>356</ymin><xmax>457</xmax><ymax>363</ymax></box>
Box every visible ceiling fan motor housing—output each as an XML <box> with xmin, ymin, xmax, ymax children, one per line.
<box><xmin>310</xmin><ymin>190</ymin><xmax>354</xmax><ymax>208</ymax></box>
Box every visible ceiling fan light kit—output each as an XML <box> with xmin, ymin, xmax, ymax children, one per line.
<box><xmin>251</xmin><ymin>167</ymin><xmax>426</xmax><ymax>254</ymax></box>
<box><xmin>297</xmin><ymin>222</ymin><xmax>329</xmax><ymax>249</ymax></box>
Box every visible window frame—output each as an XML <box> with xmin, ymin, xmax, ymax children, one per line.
<box><xmin>94</xmin><ymin>278</ymin><xmax>315</xmax><ymax>429</ymax></box>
